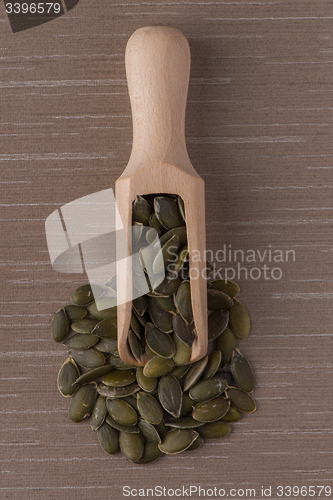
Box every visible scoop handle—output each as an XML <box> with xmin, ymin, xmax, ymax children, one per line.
<box><xmin>125</xmin><ymin>26</ymin><xmax>192</xmax><ymax>169</ymax></box>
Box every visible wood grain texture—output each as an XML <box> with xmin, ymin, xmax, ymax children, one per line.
<box><xmin>0</xmin><ymin>1</ymin><xmax>332</xmax><ymax>499</ymax></box>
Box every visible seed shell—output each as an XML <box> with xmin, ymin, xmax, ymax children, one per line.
<box><xmin>51</xmin><ymin>308</ymin><xmax>69</xmax><ymax>343</ymax></box>
<box><xmin>68</xmin><ymin>384</ymin><xmax>96</xmax><ymax>422</ymax></box>
<box><xmin>198</xmin><ymin>421</ymin><xmax>231</xmax><ymax>439</ymax></box>
<box><xmin>158</xmin><ymin>375</ymin><xmax>182</xmax><ymax>418</ymax></box>
<box><xmin>97</xmin><ymin>421</ymin><xmax>119</xmax><ymax>454</ymax></box>
<box><xmin>57</xmin><ymin>358</ymin><xmax>80</xmax><ymax>397</ymax></box>
<box><xmin>228</xmin><ymin>300</ymin><xmax>250</xmax><ymax>340</ymax></box>
<box><xmin>230</xmin><ymin>349</ymin><xmax>254</xmax><ymax>393</ymax></box>
<box><xmin>158</xmin><ymin>429</ymin><xmax>198</xmax><ymax>455</ymax></box>
<box><xmin>137</xmin><ymin>392</ymin><xmax>163</xmax><ymax>424</ymax></box>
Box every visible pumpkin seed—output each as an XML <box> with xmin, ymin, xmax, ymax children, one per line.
<box><xmin>69</xmin><ymin>348</ymin><xmax>105</xmax><ymax>369</ymax></box>
<box><xmin>202</xmin><ymin>351</ymin><xmax>222</xmax><ymax>379</ymax></box>
<box><xmin>149</xmin><ymin>212</ymin><xmax>163</xmax><ymax>232</ymax></box>
<box><xmin>107</xmin><ymin>398</ymin><xmax>138</xmax><ymax>426</ymax></box>
<box><xmin>216</xmin><ymin>328</ymin><xmax>237</xmax><ymax>365</ymax></box>
<box><xmin>186</xmin><ymin>434</ymin><xmax>203</xmax><ymax>451</ymax></box>
<box><xmin>132</xmin><ymin>195</ymin><xmax>152</xmax><ymax>225</ymax></box>
<box><xmin>105</xmin><ymin>414</ymin><xmax>139</xmax><ymax>434</ymax></box>
<box><xmin>183</xmin><ymin>356</ymin><xmax>209</xmax><ymax>392</ymax></box>
<box><xmin>64</xmin><ymin>333</ymin><xmax>99</xmax><ymax>350</ymax></box>
<box><xmin>71</xmin><ymin>319</ymin><xmax>99</xmax><ymax>334</ymax></box>
<box><xmin>122</xmin><ymin>395</ymin><xmax>139</xmax><ymax>412</ymax></box>
<box><xmin>158</xmin><ymin>375</ymin><xmax>182</xmax><ymax>418</ymax></box>
<box><xmin>198</xmin><ymin>421</ymin><xmax>231</xmax><ymax>439</ymax></box>
<box><xmin>90</xmin><ymin>395</ymin><xmax>107</xmax><ymax>431</ymax></box>
<box><xmin>145</xmin><ymin>322</ymin><xmax>176</xmax><ymax>359</ymax></box>
<box><xmin>153</xmin><ymin>295</ymin><xmax>177</xmax><ymax>315</ymax></box>
<box><xmin>95</xmin><ymin>337</ymin><xmax>118</xmax><ymax>353</ymax></box>
<box><xmin>137</xmin><ymin>392</ymin><xmax>163</xmax><ymax>425</ymax></box>
<box><xmin>92</xmin><ymin>318</ymin><xmax>117</xmax><ymax>339</ymax></box>
<box><xmin>178</xmin><ymin>195</ymin><xmax>186</xmax><ymax>221</ymax></box>
<box><xmin>57</xmin><ymin>358</ymin><xmax>79</xmax><ymax>397</ymax></box>
<box><xmin>132</xmin><ymin>222</ymin><xmax>144</xmax><ymax>247</ymax></box>
<box><xmin>154</xmin><ymin>197</ymin><xmax>185</xmax><ymax>230</ymax></box>
<box><xmin>71</xmin><ymin>284</ymin><xmax>95</xmax><ymax>306</ymax></box>
<box><xmin>180</xmin><ymin>393</ymin><xmax>195</xmax><ymax>417</ymax></box>
<box><xmin>208</xmin><ymin>310</ymin><xmax>229</xmax><ymax>342</ymax></box>
<box><xmin>137</xmin><ymin>419</ymin><xmax>162</xmax><ymax>444</ymax></box>
<box><xmin>174</xmin><ymin>281</ymin><xmax>193</xmax><ymax>324</ymax></box>
<box><xmin>166</xmin><ymin>416</ymin><xmax>205</xmax><ymax>429</ymax></box>
<box><xmin>154</xmin><ymin>276</ymin><xmax>181</xmax><ymax>296</ymax></box>
<box><xmin>51</xmin><ymin>308</ymin><xmax>69</xmax><ymax>343</ymax></box>
<box><xmin>139</xmin><ymin>245</ymin><xmax>156</xmax><ymax>276</ymax></box>
<box><xmin>97</xmin><ymin>383</ymin><xmax>140</xmax><ymax>398</ymax></box>
<box><xmin>64</xmin><ymin>305</ymin><xmax>87</xmax><ymax>321</ymax></box>
<box><xmin>102</xmin><ymin>369</ymin><xmax>136</xmax><ymax>387</ymax></box>
<box><xmin>166</xmin><ymin>245</ymin><xmax>188</xmax><ymax>280</ymax></box>
<box><xmin>97</xmin><ymin>421</ymin><xmax>119</xmax><ymax>454</ymax></box>
<box><xmin>207</xmin><ymin>288</ymin><xmax>234</xmax><ymax>311</ymax></box>
<box><xmin>134</xmin><ymin>441</ymin><xmax>162</xmax><ymax>464</ymax></box>
<box><xmin>136</xmin><ymin>366</ymin><xmax>157</xmax><ymax>393</ymax></box>
<box><xmin>108</xmin><ymin>355</ymin><xmax>137</xmax><ymax>370</ymax></box>
<box><xmin>228</xmin><ymin>300</ymin><xmax>250</xmax><ymax>340</ymax></box>
<box><xmin>74</xmin><ymin>365</ymin><xmax>113</xmax><ymax>386</ymax></box>
<box><xmin>221</xmin><ymin>406</ymin><xmax>241</xmax><ymax>422</ymax></box>
<box><xmin>87</xmin><ymin>299</ymin><xmax>117</xmax><ymax>321</ymax></box>
<box><xmin>172</xmin><ymin>333</ymin><xmax>192</xmax><ymax>366</ymax></box>
<box><xmin>154</xmin><ymin>419</ymin><xmax>167</xmax><ymax>437</ymax></box>
<box><xmin>226</xmin><ymin>387</ymin><xmax>256</xmax><ymax>413</ymax></box>
<box><xmin>119</xmin><ymin>431</ymin><xmax>144</xmax><ymax>462</ymax></box>
<box><xmin>148</xmin><ymin>297</ymin><xmax>174</xmax><ymax>333</ymax></box>
<box><xmin>132</xmin><ymin>295</ymin><xmax>148</xmax><ymax>317</ymax></box>
<box><xmin>153</xmin><ymin>235</ymin><xmax>180</xmax><ymax>275</ymax></box>
<box><xmin>230</xmin><ymin>349</ymin><xmax>254</xmax><ymax>393</ymax></box>
<box><xmin>172</xmin><ymin>314</ymin><xmax>195</xmax><ymax>346</ymax></box>
<box><xmin>128</xmin><ymin>329</ymin><xmax>144</xmax><ymax>363</ymax></box>
<box><xmin>158</xmin><ymin>226</ymin><xmax>187</xmax><ymax>249</ymax></box>
<box><xmin>209</xmin><ymin>279</ymin><xmax>240</xmax><ymax>298</ymax></box>
<box><xmin>69</xmin><ymin>384</ymin><xmax>96</xmax><ymax>422</ymax></box>
<box><xmin>143</xmin><ymin>356</ymin><xmax>175</xmax><ymax>378</ymax></box>
<box><xmin>189</xmin><ymin>377</ymin><xmax>228</xmax><ymax>402</ymax></box>
<box><xmin>170</xmin><ymin>364</ymin><xmax>190</xmax><ymax>380</ymax></box>
<box><xmin>158</xmin><ymin>429</ymin><xmax>198</xmax><ymax>454</ymax></box>
<box><xmin>130</xmin><ymin>313</ymin><xmax>142</xmax><ymax>338</ymax></box>
<box><xmin>192</xmin><ymin>397</ymin><xmax>230</xmax><ymax>423</ymax></box>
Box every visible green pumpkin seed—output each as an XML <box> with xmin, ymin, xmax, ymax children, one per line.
<box><xmin>137</xmin><ymin>392</ymin><xmax>163</xmax><ymax>425</ymax></box>
<box><xmin>228</xmin><ymin>300</ymin><xmax>250</xmax><ymax>340</ymax></box>
<box><xmin>108</xmin><ymin>355</ymin><xmax>137</xmax><ymax>370</ymax></box>
<box><xmin>180</xmin><ymin>393</ymin><xmax>195</xmax><ymax>417</ymax></box>
<box><xmin>137</xmin><ymin>419</ymin><xmax>162</xmax><ymax>444</ymax></box>
<box><xmin>153</xmin><ymin>235</ymin><xmax>180</xmax><ymax>275</ymax></box>
<box><xmin>205</xmin><ymin>261</ymin><xmax>215</xmax><ymax>278</ymax></box>
<box><xmin>216</xmin><ymin>328</ymin><xmax>237</xmax><ymax>365</ymax></box>
<box><xmin>97</xmin><ymin>382</ymin><xmax>140</xmax><ymax>398</ymax></box>
<box><xmin>133</xmin><ymin>310</ymin><xmax>148</xmax><ymax>329</ymax></box>
<box><xmin>132</xmin><ymin>195</ymin><xmax>153</xmax><ymax>225</ymax></box>
<box><xmin>90</xmin><ymin>395</ymin><xmax>107</xmax><ymax>431</ymax></box>
<box><xmin>128</xmin><ymin>329</ymin><xmax>144</xmax><ymax>363</ymax></box>
<box><xmin>209</xmin><ymin>279</ymin><xmax>240</xmax><ymax>298</ymax></box>
<box><xmin>178</xmin><ymin>195</ymin><xmax>186</xmax><ymax>221</ymax></box>
<box><xmin>198</xmin><ymin>421</ymin><xmax>231</xmax><ymax>439</ymax></box>
<box><xmin>174</xmin><ymin>281</ymin><xmax>193</xmax><ymax>324</ymax></box>
<box><xmin>183</xmin><ymin>356</ymin><xmax>209</xmax><ymax>392</ymax></box>
<box><xmin>173</xmin><ymin>314</ymin><xmax>195</xmax><ymax>346</ymax></box>
<box><xmin>153</xmin><ymin>295</ymin><xmax>177</xmax><ymax>315</ymax></box>
<box><xmin>208</xmin><ymin>310</ymin><xmax>229</xmax><ymax>342</ymax></box>
<box><xmin>221</xmin><ymin>406</ymin><xmax>241</xmax><ymax>422</ymax></box>
<box><xmin>170</xmin><ymin>364</ymin><xmax>190</xmax><ymax>379</ymax></box>
<box><xmin>64</xmin><ymin>333</ymin><xmax>99</xmax><ymax>350</ymax></box>
<box><xmin>121</xmin><ymin>395</ymin><xmax>139</xmax><ymax>412</ymax></box>
<box><xmin>148</xmin><ymin>298</ymin><xmax>173</xmax><ymax>333</ymax></box>
<box><xmin>102</xmin><ymin>369</ymin><xmax>136</xmax><ymax>387</ymax></box>
<box><xmin>136</xmin><ymin>366</ymin><xmax>157</xmax><ymax>392</ymax></box>
<box><xmin>154</xmin><ymin>276</ymin><xmax>181</xmax><ymax>296</ymax></box>
<box><xmin>189</xmin><ymin>377</ymin><xmax>228</xmax><ymax>402</ymax></box>
<box><xmin>158</xmin><ymin>227</ymin><xmax>187</xmax><ymax>249</ymax></box>
<box><xmin>64</xmin><ymin>305</ymin><xmax>87</xmax><ymax>321</ymax></box>
<box><xmin>154</xmin><ymin>197</ymin><xmax>185</xmax><ymax>230</ymax></box>
<box><xmin>51</xmin><ymin>308</ymin><xmax>69</xmax><ymax>343</ymax></box>
<box><xmin>69</xmin><ymin>348</ymin><xmax>105</xmax><ymax>369</ymax></box>
<box><xmin>105</xmin><ymin>414</ymin><xmax>139</xmax><ymax>434</ymax></box>
<box><xmin>107</xmin><ymin>398</ymin><xmax>138</xmax><ymax>426</ymax></box>
<box><xmin>145</xmin><ymin>323</ymin><xmax>176</xmax><ymax>359</ymax></box>
<box><xmin>57</xmin><ymin>358</ymin><xmax>79</xmax><ymax>397</ymax></box>
<box><xmin>172</xmin><ymin>333</ymin><xmax>192</xmax><ymax>366</ymax></box>
<box><xmin>192</xmin><ymin>397</ymin><xmax>230</xmax><ymax>423</ymax></box>
<box><xmin>226</xmin><ymin>387</ymin><xmax>256</xmax><ymax>413</ymax></box>
<box><xmin>132</xmin><ymin>222</ymin><xmax>144</xmax><ymax>247</ymax></box>
<box><xmin>143</xmin><ymin>356</ymin><xmax>175</xmax><ymax>378</ymax></box>
<box><xmin>146</xmin><ymin>227</ymin><xmax>160</xmax><ymax>246</ymax></box>
<box><xmin>202</xmin><ymin>351</ymin><xmax>222</xmax><ymax>379</ymax></box>
<box><xmin>186</xmin><ymin>434</ymin><xmax>203</xmax><ymax>451</ymax></box>
<box><xmin>92</xmin><ymin>318</ymin><xmax>117</xmax><ymax>339</ymax></box>
<box><xmin>154</xmin><ymin>419</ymin><xmax>167</xmax><ymax>437</ymax></box>
<box><xmin>88</xmin><ymin>299</ymin><xmax>117</xmax><ymax>321</ymax></box>
<box><xmin>158</xmin><ymin>429</ymin><xmax>198</xmax><ymax>454</ymax></box>
<box><xmin>132</xmin><ymin>295</ymin><xmax>148</xmax><ymax>317</ymax></box>
<box><xmin>166</xmin><ymin>416</ymin><xmax>205</xmax><ymax>429</ymax></box>
<box><xmin>166</xmin><ymin>245</ymin><xmax>188</xmax><ymax>280</ymax></box>
<box><xmin>97</xmin><ymin>421</ymin><xmax>119</xmax><ymax>454</ymax></box>
<box><xmin>71</xmin><ymin>284</ymin><xmax>95</xmax><ymax>306</ymax></box>
<box><xmin>134</xmin><ymin>441</ymin><xmax>162</xmax><ymax>464</ymax></box>
<box><xmin>74</xmin><ymin>365</ymin><xmax>113</xmax><ymax>386</ymax></box>
<box><xmin>95</xmin><ymin>337</ymin><xmax>118</xmax><ymax>353</ymax></box>
<box><xmin>158</xmin><ymin>375</ymin><xmax>182</xmax><ymax>418</ymax></box>
<box><xmin>207</xmin><ymin>289</ymin><xmax>234</xmax><ymax>311</ymax></box>
<box><xmin>230</xmin><ymin>349</ymin><xmax>254</xmax><ymax>393</ymax></box>
<box><xmin>71</xmin><ymin>319</ymin><xmax>99</xmax><ymax>334</ymax></box>
<box><xmin>145</xmin><ymin>343</ymin><xmax>156</xmax><ymax>357</ymax></box>
<box><xmin>69</xmin><ymin>384</ymin><xmax>96</xmax><ymax>422</ymax></box>
<box><xmin>139</xmin><ymin>245</ymin><xmax>156</xmax><ymax>276</ymax></box>
<box><xmin>149</xmin><ymin>212</ymin><xmax>163</xmax><ymax>232</ymax></box>
<box><xmin>119</xmin><ymin>431</ymin><xmax>144</xmax><ymax>462</ymax></box>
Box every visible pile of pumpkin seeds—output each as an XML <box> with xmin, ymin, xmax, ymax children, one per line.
<box><xmin>51</xmin><ymin>194</ymin><xmax>256</xmax><ymax>464</ymax></box>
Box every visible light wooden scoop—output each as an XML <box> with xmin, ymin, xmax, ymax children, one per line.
<box><xmin>115</xmin><ymin>26</ymin><xmax>208</xmax><ymax>366</ymax></box>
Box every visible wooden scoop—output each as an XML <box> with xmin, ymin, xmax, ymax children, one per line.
<box><xmin>115</xmin><ymin>26</ymin><xmax>207</xmax><ymax>366</ymax></box>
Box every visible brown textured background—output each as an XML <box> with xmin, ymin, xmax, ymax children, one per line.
<box><xmin>0</xmin><ymin>1</ymin><xmax>332</xmax><ymax>499</ymax></box>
